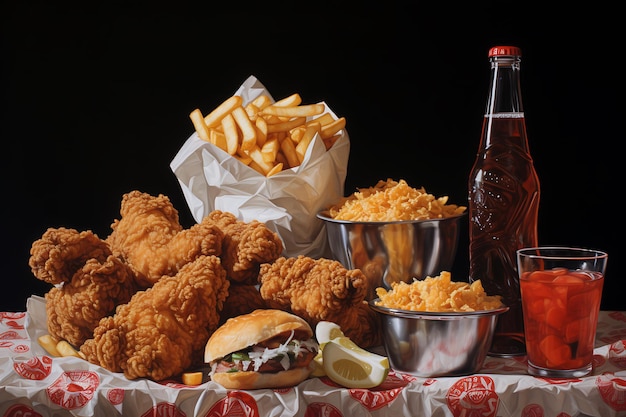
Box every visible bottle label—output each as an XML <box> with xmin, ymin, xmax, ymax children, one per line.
<box><xmin>483</xmin><ymin>112</ymin><xmax>524</xmax><ymax>118</ymax></box>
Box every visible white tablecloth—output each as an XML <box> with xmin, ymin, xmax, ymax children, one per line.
<box><xmin>1</xmin><ymin>296</ymin><xmax>625</xmax><ymax>417</ymax></box>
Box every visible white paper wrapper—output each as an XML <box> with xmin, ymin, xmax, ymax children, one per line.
<box><xmin>170</xmin><ymin>76</ymin><xmax>349</xmax><ymax>259</ymax></box>
<box><xmin>2</xmin><ymin>298</ymin><xmax>626</xmax><ymax>416</ymax></box>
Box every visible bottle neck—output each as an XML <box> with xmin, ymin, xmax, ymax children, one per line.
<box><xmin>485</xmin><ymin>56</ymin><xmax>524</xmax><ymax>117</ymax></box>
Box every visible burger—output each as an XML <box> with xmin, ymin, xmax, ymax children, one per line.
<box><xmin>205</xmin><ymin>309</ymin><xmax>319</xmax><ymax>389</ymax></box>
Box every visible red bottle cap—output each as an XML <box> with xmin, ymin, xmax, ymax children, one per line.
<box><xmin>488</xmin><ymin>46</ymin><xmax>522</xmax><ymax>57</ymax></box>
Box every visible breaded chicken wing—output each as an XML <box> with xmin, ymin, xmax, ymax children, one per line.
<box><xmin>29</xmin><ymin>227</ymin><xmax>138</xmax><ymax>347</ymax></box>
<box><xmin>106</xmin><ymin>190</ymin><xmax>224</xmax><ymax>287</ymax></box>
<box><xmin>80</xmin><ymin>255</ymin><xmax>229</xmax><ymax>381</ymax></box>
<box><xmin>259</xmin><ymin>256</ymin><xmax>369</xmax><ymax>321</ymax></box>
<box><xmin>258</xmin><ymin>255</ymin><xmax>367</xmax><ymax>321</ymax></box>
<box><xmin>206</xmin><ymin>210</ymin><xmax>283</xmax><ymax>285</ymax></box>
<box><xmin>29</xmin><ymin>227</ymin><xmax>112</xmax><ymax>285</ymax></box>
<box><xmin>259</xmin><ymin>256</ymin><xmax>382</xmax><ymax>348</ymax></box>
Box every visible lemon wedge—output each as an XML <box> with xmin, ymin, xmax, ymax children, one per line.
<box><xmin>311</xmin><ymin>321</ymin><xmax>344</xmax><ymax>377</ymax></box>
<box><xmin>315</xmin><ymin>321</ymin><xmax>345</xmax><ymax>344</ymax></box>
<box><xmin>333</xmin><ymin>336</ymin><xmax>362</xmax><ymax>351</ymax></box>
<box><xmin>322</xmin><ymin>338</ymin><xmax>389</xmax><ymax>389</ymax></box>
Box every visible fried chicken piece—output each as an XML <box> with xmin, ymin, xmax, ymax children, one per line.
<box><xmin>29</xmin><ymin>227</ymin><xmax>138</xmax><ymax>347</ymax></box>
<box><xmin>106</xmin><ymin>190</ymin><xmax>224</xmax><ymax>288</ymax></box>
<box><xmin>44</xmin><ymin>256</ymin><xmax>138</xmax><ymax>347</ymax></box>
<box><xmin>258</xmin><ymin>255</ymin><xmax>368</xmax><ymax>321</ymax></box>
<box><xmin>325</xmin><ymin>301</ymin><xmax>382</xmax><ymax>348</ymax></box>
<box><xmin>219</xmin><ymin>284</ymin><xmax>267</xmax><ymax>325</ymax></box>
<box><xmin>259</xmin><ymin>256</ymin><xmax>382</xmax><ymax>348</ymax></box>
<box><xmin>80</xmin><ymin>255</ymin><xmax>229</xmax><ymax>381</ymax></box>
<box><xmin>29</xmin><ymin>227</ymin><xmax>112</xmax><ymax>285</ymax></box>
<box><xmin>206</xmin><ymin>210</ymin><xmax>283</xmax><ymax>285</ymax></box>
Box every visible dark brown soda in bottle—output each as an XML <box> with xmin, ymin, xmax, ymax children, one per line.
<box><xmin>468</xmin><ymin>46</ymin><xmax>540</xmax><ymax>356</ymax></box>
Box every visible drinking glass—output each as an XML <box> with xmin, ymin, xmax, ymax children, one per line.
<box><xmin>517</xmin><ymin>246</ymin><xmax>607</xmax><ymax>378</ymax></box>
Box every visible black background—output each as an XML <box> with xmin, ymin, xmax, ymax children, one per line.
<box><xmin>1</xmin><ymin>3</ymin><xmax>622</xmax><ymax>312</ymax></box>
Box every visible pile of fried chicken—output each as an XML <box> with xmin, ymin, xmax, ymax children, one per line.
<box><xmin>29</xmin><ymin>190</ymin><xmax>381</xmax><ymax>382</ymax></box>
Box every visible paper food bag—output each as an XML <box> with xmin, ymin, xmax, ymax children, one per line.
<box><xmin>170</xmin><ymin>75</ymin><xmax>350</xmax><ymax>258</ymax></box>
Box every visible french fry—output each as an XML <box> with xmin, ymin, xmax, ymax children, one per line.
<box><xmin>203</xmin><ymin>95</ymin><xmax>243</xmax><ymax>128</ymax></box>
<box><xmin>266</xmin><ymin>117</ymin><xmax>306</xmax><ymax>134</ymax></box>
<box><xmin>189</xmin><ymin>109</ymin><xmax>211</xmax><ymax>142</ymax></box>
<box><xmin>275</xmin><ymin>151</ymin><xmax>288</xmax><ymax>166</ymax></box>
<box><xmin>56</xmin><ymin>340</ymin><xmax>83</xmax><ymax>358</ymax></box>
<box><xmin>248</xmin><ymin>146</ymin><xmax>275</xmax><ymax>175</ymax></box>
<box><xmin>235</xmin><ymin>154</ymin><xmax>252</xmax><ymax>166</ymax></box>
<box><xmin>296</xmin><ymin>122</ymin><xmax>321</xmax><ymax>163</ymax></box>
<box><xmin>262</xmin><ymin>114</ymin><xmax>284</xmax><ymax>125</ymax></box>
<box><xmin>272</xmin><ymin>131</ymin><xmax>287</xmax><ymax>142</ymax></box>
<box><xmin>271</xmin><ymin>93</ymin><xmax>301</xmax><ymax>107</ymax></box>
<box><xmin>248</xmin><ymin>160</ymin><xmax>265</xmax><ymax>174</ymax></box>
<box><xmin>261</xmin><ymin>137</ymin><xmax>280</xmax><ymax>163</ymax></box>
<box><xmin>255</xmin><ymin>116</ymin><xmax>268</xmax><ymax>147</ymax></box>
<box><xmin>251</xmin><ymin>94</ymin><xmax>272</xmax><ymax>110</ymax></box>
<box><xmin>307</xmin><ymin>112</ymin><xmax>335</xmax><ymax>127</ymax></box>
<box><xmin>289</xmin><ymin>126</ymin><xmax>305</xmax><ymax>143</ymax></box>
<box><xmin>266</xmin><ymin>162</ymin><xmax>284</xmax><ymax>177</ymax></box>
<box><xmin>209</xmin><ymin>127</ymin><xmax>228</xmax><ymax>152</ymax></box>
<box><xmin>236</xmin><ymin>146</ymin><xmax>253</xmax><ymax>165</ymax></box>
<box><xmin>189</xmin><ymin>91</ymin><xmax>345</xmax><ymax>176</ymax></box>
<box><xmin>320</xmin><ymin>117</ymin><xmax>346</xmax><ymax>139</ymax></box>
<box><xmin>280</xmin><ymin>137</ymin><xmax>300</xmax><ymax>168</ymax></box>
<box><xmin>38</xmin><ymin>334</ymin><xmax>61</xmax><ymax>357</ymax></box>
<box><xmin>182</xmin><ymin>372</ymin><xmax>204</xmax><ymax>386</ymax></box>
<box><xmin>220</xmin><ymin>113</ymin><xmax>239</xmax><ymax>155</ymax></box>
<box><xmin>232</xmin><ymin>106</ymin><xmax>257</xmax><ymax>151</ymax></box>
<box><xmin>261</xmin><ymin>103</ymin><xmax>325</xmax><ymax>118</ymax></box>
<box><xmin>244</xmin><ymin>103</ymin><xmax>260</xmax><ymax>120</ymax></box>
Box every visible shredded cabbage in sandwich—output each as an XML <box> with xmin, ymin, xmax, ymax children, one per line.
<box><xmin>209</xmin><ymin>330</ymin><xmax>318</xmax><ymax>376</ymax></box>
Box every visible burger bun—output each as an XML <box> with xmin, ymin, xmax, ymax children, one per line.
<box><xmin>205</xmin><ymin>309</ymin><xmax>313</xmax><ymax>363</ymax></box>
<box><xmin>205</xmin><ymin>309</ymin><xmax>315</xmax><ymax>390</ymax></box>
<box><xmin>211</xmin><ymin>366</ymin><xmax>312</xmax><ymax>390</ymax></box>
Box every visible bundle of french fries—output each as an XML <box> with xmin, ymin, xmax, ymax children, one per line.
<box><xmin>189</xmin><ymin>93</ymin><xmax>346</xmax><ymax>177</ymax></box>
<box><xmin>38</xmin><ymin>334</ymin><xmax>85</xmax><ymax>359</ymax></box>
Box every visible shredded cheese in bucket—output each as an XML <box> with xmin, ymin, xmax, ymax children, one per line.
<box><xmin>328</xmin><ymin>179</ymin><xmax>466</xmax><ymax>221</ymax></box>
<box><xmin>375</xmin><ymin>271</ymin><xmax>504</xmax><ymax>312</ymax></box>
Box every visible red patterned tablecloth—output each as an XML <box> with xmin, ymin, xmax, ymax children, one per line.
<box><xmin>1</xmin><ymin>296</ymin><xmax>625</xmax><ymax>417</ymax></box>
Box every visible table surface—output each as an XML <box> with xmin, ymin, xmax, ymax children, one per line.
<box><xmin>1</xmin><ymin>296</ymin><xmax>625</xmax><ymax>417</ymax></box>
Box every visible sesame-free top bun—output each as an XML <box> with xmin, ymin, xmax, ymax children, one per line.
<box><xmin>204</xmin><ymin>309</ymin><xmax>313</xmax><ymax>363</ymax></box>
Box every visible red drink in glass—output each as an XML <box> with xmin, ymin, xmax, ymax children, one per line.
<box><xmin>517</xmin><ymin>247</ymin><xmax>607</xmax><ymax>378</ymax></box>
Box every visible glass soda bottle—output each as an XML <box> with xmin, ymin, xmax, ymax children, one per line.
<box><xmin>468</xmin><ymin>46</ymin><xmax>540</xmax><ymax>356</ymax></box>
